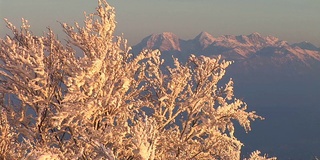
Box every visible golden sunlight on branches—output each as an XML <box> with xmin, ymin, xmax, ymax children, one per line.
<box><xmin>0</xmin><ymin>0</ymin><xmax>275</xmax><ymax>159</ymax></box>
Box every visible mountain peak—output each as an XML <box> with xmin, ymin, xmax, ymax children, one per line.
<box><xmin>155</xmin><ymin>32</ymin><xmax>177</xmax><ymax>38</ymax></box>
<box><xmin>194</xmin><ymin>32</ymin><xmax>215</xmax><ymax>49</ymax></box>
<box><xmin>249</xmin><ymin>32</ymin><xmax>262</xmax><ymax>37</ymax></box>
<box><xmin>195</xmin><ymin>32</ymin><xmax>214</xmax><ymax>39</ymax></box>
<box><xmin>247</xmin><ymin>32</ymin><xmax>264</xmax><ymax>41</ymax></box>
<box><xmin>291</xmin><ymin>41</ymin><xmax>319</xmax><ymax>51</ymax></box>
<box><xmin>134</xmin><ymin>32</ymin><xmax>181</xmax><ymax>52</ymax></box>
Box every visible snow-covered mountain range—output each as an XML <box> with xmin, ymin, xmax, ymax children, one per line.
<box><xmin>133</xmin><ymin>32</ymin><xmax>319</xmax><ymax>60</ymax></box>
<box><xmin>132</xmin><ymin>32</ymin><xmax>320</xmax><ymax>77</ymax></box>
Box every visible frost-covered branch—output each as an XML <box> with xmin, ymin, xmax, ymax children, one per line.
<box><xmin>0</xmin><ymin>0</ymin><xmax>273</xmax><ymax>159</ymax></box>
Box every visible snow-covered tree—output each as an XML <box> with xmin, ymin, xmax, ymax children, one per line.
<box><xmin>0</xmin><ymin>0</ymin><xmax>275</xmax><ymax>159</ymax></box>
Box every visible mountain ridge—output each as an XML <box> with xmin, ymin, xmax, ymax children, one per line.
<box><xmin>132</xmin><ymin>32</ymin><xmax>320</xmax><ymax>78</ymax></box>
<box><xmin>132</xmin><ymin>32</ymin><xmax>320</xmax><ymax>61</ymax></box>
<box><xmin>132</xmin><ymin>32</ymin><xmax>319</xmax><ymax>55</ymax></box>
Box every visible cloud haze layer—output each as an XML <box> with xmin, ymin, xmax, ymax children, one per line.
<box><xmin>0</xmin><ymin>0</ymin><xmax>319</xmax><ymax>46</ymax></box>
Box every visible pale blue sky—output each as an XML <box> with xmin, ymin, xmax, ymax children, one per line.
<box><xmin>0</xmin><ymin>0</ymin><xmax>319</xmax><ymax>46</ymax></box>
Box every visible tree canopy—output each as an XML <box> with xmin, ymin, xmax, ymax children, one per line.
<box><xmin>0</xmin><ymin>0</ymin><xmax>275</xmax><ymax>159</ymax></box>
